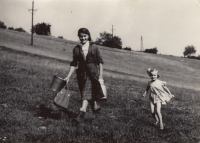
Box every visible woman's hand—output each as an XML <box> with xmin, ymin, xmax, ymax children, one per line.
<box><xmin>64</xmin><ymin>66</ymin><xmax>76</xmax><ymax>84</ymax></box>
<box><xmin>64</xmin><ymin>77</ymin><xmax>70</xmax><ymax>83</ymax></box>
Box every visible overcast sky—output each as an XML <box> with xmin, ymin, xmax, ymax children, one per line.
<box><xmin>1</xmin><ymin>0</ymin><xmax>200</xmax><ymax>56</ymax></box>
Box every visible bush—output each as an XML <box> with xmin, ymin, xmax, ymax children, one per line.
<box><xmin>187</xmin><ymin>55</ymin><xmax>200</xmax><ymax>60</ymax></box>
<box><xmin>15</xmin><ymin>27</ymin><xmax>26</xmax><ymax>33</ymax></box>
<box><xmin>8</xmin><ymin>27</ymin><xmax>14</xmax><ymax>30</ymax></box>
<box><xmin>144</xmin><ymin>47</ymin><xmax>158</xmax><ymax>54</ymax></box>
<box><xmin>0</xmin><ymin>21</ymin><xmax>7</xmax><ymax>29</ymax></box>
<box><xmin>124</xmin><ymin>47</ymin><xmax>131</xmax><ymax>51</ymax></box>
<box><xmin>58</xmin><ymin>36</ymin><xmax>63</xmax><ymax>39</ymax></box>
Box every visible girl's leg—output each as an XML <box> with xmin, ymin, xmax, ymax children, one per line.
<box><xmin>156</xmin><ymin>102</ymin><xmax>164</xmax><ymax>129</ymax></box>
<box><xmin>150</xmin><ymin>102</ymin><xmax>159</xmax><ymax>124</ymax></box>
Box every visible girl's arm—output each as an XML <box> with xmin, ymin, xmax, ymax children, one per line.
<box><xmin>64</xmin><ymin>66</ymin><xmax>76</xmax><ymax>83</ymax></box>
<box><xmin>99</xmin><ymin>63</ymin><xmax>103</xmax><ymax>79</ymax></box>
<box><xmin>143</xmin><ymin>84</ymin><xmax>150</xmax><ymax>97</ymax></box>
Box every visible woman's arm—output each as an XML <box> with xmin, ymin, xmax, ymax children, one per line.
<box><xmin>64</xmin><ymin>66</ymin><xmax>76</xmax><ymax>83</ymax></box>
<box><xmin>64</xmin><ymin>47</ymin><xmax>78</xmax><ymax>82</ymax></box>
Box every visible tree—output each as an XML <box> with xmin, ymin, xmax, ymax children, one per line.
<box><xmin>33</xmin><ymin>22</ymin><xmax>51</xmax><ymax>35</ymax></box>
<box><xmin>0</xmin><ymin>20</ymin><xmax>7</xmax><ymax>29</ymax></box>
<box><xmin>183</xmin><ymin>45</ymin><xmax>196</xmax><ymax>57</ymax></box>
<box><xmin>96</xmin><ymin>31</ymin><xmax>122</xmax><ymax>49</ymax></box>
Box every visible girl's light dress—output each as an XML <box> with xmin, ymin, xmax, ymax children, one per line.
<box><xmin>148</xmin><ymin>79</ymin><xmax>174</xmax><ymax>104</ymax></box>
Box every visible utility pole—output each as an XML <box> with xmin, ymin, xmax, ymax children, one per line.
<box><xmin>29</xmin><ymin>1</ymin><xmax>37</xmax><ymax>45</ymax></box>
<box><xmin>111</xmin><ymin>25</ymin><xmax>115</xmax><ymax>48</ymax></box>
<box><xmin>141</xmin><ymin>36</ymin><xmax>143</xmax><ymax>51</ymax></box>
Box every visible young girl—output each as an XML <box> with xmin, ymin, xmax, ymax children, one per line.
<box><xmin>64</xmin><ymin>28</ymin><xmax>105</xmax><ymax>123</ymax></box>
<box><xmin>143</xmin><ymin>68</ymin><xmax>174</xmax><ymax>130</ymax></box>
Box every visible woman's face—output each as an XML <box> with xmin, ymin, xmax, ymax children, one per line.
<box><xmin>79</xmin><ymin>33</ymin><xmax>89</xmax><ymax>44</ymax></box>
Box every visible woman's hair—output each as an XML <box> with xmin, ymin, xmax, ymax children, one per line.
<box><xmin>78</xmin><ymin>28</ymin><xmax>92</xmax><ymax>41</ymax></box>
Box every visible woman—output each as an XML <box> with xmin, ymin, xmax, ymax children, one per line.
<box><xmin>64</xmin><ymin>28</ymin><xmax>105</xmax><ymax>123</ymax></box>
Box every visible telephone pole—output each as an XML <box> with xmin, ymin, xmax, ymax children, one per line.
<box><xmin>111</xmin><ymin>25</ymin><xmax>115</xmax><ymax>48</ymax></box>
<box><xmin>141</xmin><ymin>36</ymin><xmax>143</xmax><ymax>51</ymax></box>
<box><xmin>28</xmin><ymin>1</ymin><xmax>37</xmax><ymax>45</ymax></box>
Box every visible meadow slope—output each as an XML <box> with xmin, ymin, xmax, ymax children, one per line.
<box><xmin>0</xmin><ymin>29</ymin><xmax>200</xmax><ymax>142</ymax></box>
<box><xmin>0</xmin><ymin>29</ymin><xmax>200</xmax><ymax>91</ymax></box>
<box><xmin>0</xmin><ymin>45</ymin><xmax>200</xmax><ymax>142</ymax></box>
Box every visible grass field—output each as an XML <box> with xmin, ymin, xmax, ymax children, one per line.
<box><xmin>1</xmin><ymin>29</ymin><xmax>200</xmax><ymax>91</ymax></box>
<box><xmin>0</xmin><ymin>29</ymin><xmax>200</xmax><ymax>142</ymax></box>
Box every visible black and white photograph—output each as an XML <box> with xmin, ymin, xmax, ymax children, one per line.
<box><xmin>0</xmin><ymin>0</ymin><xmax>200</xmax><ymax>142</ymax></box>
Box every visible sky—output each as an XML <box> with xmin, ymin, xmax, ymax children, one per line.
<box><xmin>1</xmin><ymin>0</ymin><xmax>200</xmax><ymax>56</ymax></box>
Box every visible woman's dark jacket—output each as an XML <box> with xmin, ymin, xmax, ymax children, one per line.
<box><xmin>70</xmin><ymin>42</ymin><xmax>104</xmax><ymax>100</ymax></box>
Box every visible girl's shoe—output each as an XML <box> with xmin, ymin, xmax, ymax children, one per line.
<box><xmin>154</xmin><ymin>121</ymin><xmax>159</xmax><ymax>126</ymax></box>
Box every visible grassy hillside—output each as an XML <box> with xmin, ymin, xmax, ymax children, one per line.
<box><xmin>0</xmin><ymin>29</ymin><xmax>199</xmax><ymax>91</ymax></box>
<box><xmin>0</xmin><ymin>29</ymin><xmax>200</xmax><ymax>142</ymax></box>
<box><xmin>0</xmin><ymin>46</ymin><xmax>200</xmax><ymax>142</ymax></box>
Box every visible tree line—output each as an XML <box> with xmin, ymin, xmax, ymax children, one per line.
<box><xmin>0</xmin><ymin>20</ymin><xmax>26</xmax><ymax>32</ymax></box>
<box><xmin>1</xmin><ymin>20</ymin><xmax>199</xmax><ymax>59</ymax></box>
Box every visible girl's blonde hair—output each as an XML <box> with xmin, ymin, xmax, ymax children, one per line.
<box><xmin>147</xmin><ymin>68</ymin><xmax>160</xmax><ymax>78</ymax></box>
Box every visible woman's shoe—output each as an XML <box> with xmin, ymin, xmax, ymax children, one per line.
<box><xmin>72</xmin><ymin>111</ymin><xmax>85</xmax><ymax>124</ymax></box>
<box><xmin>93</xmin><ymin>107</ymin><xmax>101</xmax><ymax>113</ymax></box>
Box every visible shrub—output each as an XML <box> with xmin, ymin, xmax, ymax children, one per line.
<box><xmin>58</xmin><ymin>36</ymin><xmax>63</xmax><ymax>39</ymax></box>
<box><xmin>187</xmin><ymin>55</ymin><xmax>200</xmax><ymax>60</ymax></box>
<box><xmin>144</xmin><ymin>47</ymin><xmax>158</xmax><ymax>54</ymax></box>
<box><xmin>8</xmin><ymin>27</ymin><xmax>14</xmax><ymax>30</ymax></box>
<box><xmin>124</xmin><ymin>47</ymin><xmax>131</xmax><ymax>51</ymax></box>
<box><xmin>15</xmin><ymin>27</ymin><xmax>26</xmax><ymax>33</ymax></box>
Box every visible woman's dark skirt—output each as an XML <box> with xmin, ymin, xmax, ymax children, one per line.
<box><xmin>81</xmin><ymin>76</ymin><xmax>92</xmax><ymax>100</ymax></box>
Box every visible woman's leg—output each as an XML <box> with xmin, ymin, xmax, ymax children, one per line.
<box><xmin>156</xmin><ymin>102</ymin><xmax>164</xmax><ymax>129</ymax></box>
<box><xmin>150</xmin><ymin>102</ymin><xmax>159</xmax><ymax>124</ymax></box>
<box><xmin>73</xmin><ymin>100</ymin><xmax>88</xmax><ymax>123</ymax></box>
<box><xmin>94</xmin><ymin>101</ymin><xmax>100</xmax><ymax>110</ymax></box>
<box><xmin>80</xmin><ymin>100</ymin><xmax>88</xmax><ymax>112</ymax></box>
<box><xmin>89</xmin><ymin>101</ymin><xmax>100</xmax><ymax>113</ymax></box>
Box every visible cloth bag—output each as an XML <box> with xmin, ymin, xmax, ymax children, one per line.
<box><xmin>54</xmin><ymin>87</ymin><xmax>70</xmax><ymax>109</ymax></box>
